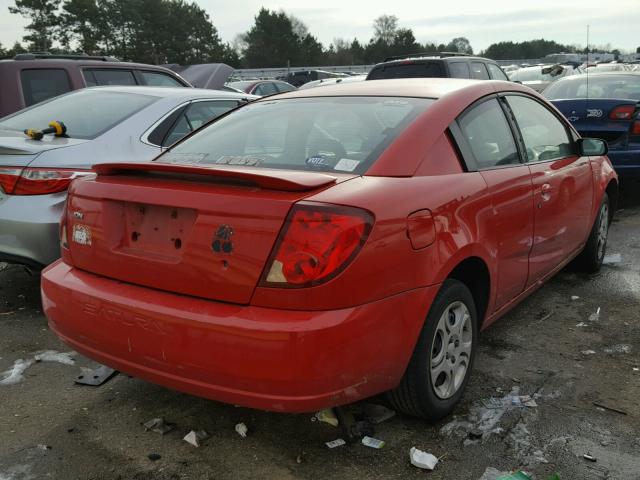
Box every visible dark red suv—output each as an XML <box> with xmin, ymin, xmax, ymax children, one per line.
<box><xmin>0</xmin><ymin>53</ymin><xmax>191</xmax><ymax>117</ymax></box>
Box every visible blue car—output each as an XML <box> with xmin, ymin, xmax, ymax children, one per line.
<box><xmin>544</xmin><ymin>72</ymin><xmax>640</xmax><ymax>177</ymax></box>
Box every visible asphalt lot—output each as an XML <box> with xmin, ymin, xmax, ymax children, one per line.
<box><xmin>1</xmin><ymin>187</ymin><xmax>639</xmax><ymax>480</ymax></box>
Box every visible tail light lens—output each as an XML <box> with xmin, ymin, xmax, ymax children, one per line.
<box><xmin>261</xmin><ymin>202</ymin><xmax>374</xmax><ymax>288</ymax></box>
<box><xmin>609</xmin><ymin>105</ymin><xmax>635</xmax><ymax>120</ymax></box>
<box><xmin>632</xmin><ymin>120</ymin><xmax>640</xmax><ymax>136</ymax></box>
<box><xmin>0</xmin><ymin>167</ymin><xmax>93</xmax><ymax>195</ymax></box>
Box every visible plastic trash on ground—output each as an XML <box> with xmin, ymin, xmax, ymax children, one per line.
<box><xmin>325</xmin><ymin>438</ymin><xmax>346</xmax><ymax>448</ymax></box>
<box><xmin>143</xmin><ymin>418</ymin><xmax>175</xmax><ymax>435</ymax></box>
<box><xmin>235</xmin><ymin>422</ymin><xmax>248</xmax><ymax>438</ymax></box>
<box><xmin>183</xmin><ymin>430</ymin><xmax>209</xmax><ymax>447</ymax></box>
<box><xmin>588</xmin><ymin>307</ymin><xmax>601</xmax><ymax>322</ymax></box>
<box><xmin>409</xmin><ymin>447</ymin><xmax>438</xmax><ymax>470</ymax></box>
<box><xmin>313</xmin><ymin>408</ymin><xmax>339</xmax><ymax>427</ymax></box>
<box><xmin>361</xmin><ymin>436</ymin><xmax>385</xmax><ymax>449</ymax></box>
<box><xmin>603</xmin><ymin>253</ymin><xmax>621</xmax><ymax>265</ymax></box>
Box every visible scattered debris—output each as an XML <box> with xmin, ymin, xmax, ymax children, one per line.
<box><xmin>34</xmin><ymin>351</ymin><xmax>75</xmax><ymax>365</ymax></box>
<box><xmin>36</xmin><ymin>444</ymin><xmax>51</xmax><ymax>451</ymax></box>
<box><xmin>604</xmin><ymin>344</ymin><xmax>631</xmax><ymax>354</ymax></box>
<box><xmin>0</xmin><ymin>351</ymin><xmax>76</xmax><ymax>386</ymax></box>
<box><xmin>602</xmin><ymin>253</ymin><xmax>621</xmax><ymax>265</ymax></box>
<box><xmin>148</xmin><ymin>453</ymin><xmax>161</xmax><ymax>461</ymax></box>
<box><xmin>524</xmin><ymin>399</ymin><xmax>538</xmax><ymax>408</ymax></box>
<box><xmin>296</xmin><ymin>454</ymin><xmax>303</xmax><ymax>464</ymax></box>
<box><xmin>183</xmin><ymin>430</ymin><xmax>209</xmax><ymax>447</ymax></box>
<box><xmin>361</xmin><ymin>436</ymin><xmax>385</xmax><ymax>449</ymax></box>
<box><xmin>143</xmin><ymin>418</ymin><xmax>175</xmax><ymax>435</ymax></box>
<box><xmin>0</xmin><ymin>311</ymin><xmax>15</xmax><ymax>316</ymax></box>
<box><xmin>235</xmin><ymin>422</ymin><xmax>248</xmax><ymax>438</ymax></box>
<box><xmin>75</xmin><ymin>365</ymin><xmax>118</xmax><ymax>386</ymax></box>
<box><xmin>478</xmin><ymin>467</ymin><xmax>511</xmax><ymax>480</ymax></box>
<box><xmin>633</xmin><ymin>367</ymin><xmax>639</xmax><ymax>372</ymax></box>
<box><xmin>571</xmin><ymin>295</ymin><xmax>580</xmax><ymax>301</ymax></box>
<box><xmin>363</xmin><ymin>403</ymin><xmax>396</xmax><ymax>424</ymax></box>
<box><xmin>576</xmin><ymin>322</ymin><xmax>588</xmax><ymax>328</ymax></box>
<box><xmin>592</xmin><ymin>402</ymin><xmax>627</xmax><ymax>416</ymax></box>
<box><xmin>581</xmin><ymin>350</ymin><xmax>596</xmax><ymax>355</ymax></box>
<box><xmin>588</xmin><ymin>307</ymin><xmax>601</xmax><ymax>323</ymax></box>
<box><xmin>313</xmin><ymin>408</ymin><xmax>339</xmax><ymax>427</ymax></box>
<box><xmin>325</xmin><ymin>438</ymin><xmax>346</xmax><ymax>448</ymax></box>
<box><xmin>409</xmin><ymin>447</ymin><xmax>438</xmax><ymax>470</ymax></box>
<box><xmin>583</xmin><ymin>453</ymin><xmax>597</xmax><ymax>462</ymax></box>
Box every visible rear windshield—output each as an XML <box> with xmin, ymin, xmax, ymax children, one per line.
<box><xmin>0</xmin><ymin>89</ymin><xmax>157</xmax><ymax>139</ymax></box>
<box><xmin>544</xmin><ymin>75</ymin><xmax>640</xmax><ymax>100</ymax></box>
<box><xmin>160</xmin><ymin>96</ymin><xmax>432</xmax><ymax>174</ymax></box>
<box><xmin>368</xmin><ymin>62</ymin><xmax>444</xmax><ymax>80</ymax></box>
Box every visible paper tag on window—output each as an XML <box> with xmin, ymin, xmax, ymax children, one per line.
<box><xmin>334</xmin><ymin>158</ymin><xmax>360</xmax><ymax>172</ymax></box>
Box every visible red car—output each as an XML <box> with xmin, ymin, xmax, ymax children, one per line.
<box><xmin>42</xmin><ymin>79</ymin><xmax>617</xmax><ymax>420</ymax></box>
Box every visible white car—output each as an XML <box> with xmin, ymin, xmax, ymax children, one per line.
<box><xmin>297</xmin><ymin>75</ymin><xmax>367</xmax><ymax>90</ymax></box>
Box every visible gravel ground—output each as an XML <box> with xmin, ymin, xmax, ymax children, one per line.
<box><xmin>1</xmin><ymin>187</ymin><xmax>639</xmax><ymax>480</ymax></box>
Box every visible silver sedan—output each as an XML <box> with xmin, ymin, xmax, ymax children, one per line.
<box><xmin>0</xmin><ymin>86</ymin><xmax>255</xmax><ymax>269</ymax></box>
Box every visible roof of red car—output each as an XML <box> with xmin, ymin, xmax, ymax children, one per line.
<box><xmin>267</xmin><ymin>78</ymin><xmax>524</xmax><ymax>100</ymax></box>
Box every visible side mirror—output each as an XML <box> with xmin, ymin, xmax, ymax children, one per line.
<box><xmin>578</xmin><ymin>137</ymin><xmax>608</xmax><ymax>156</ymax></box>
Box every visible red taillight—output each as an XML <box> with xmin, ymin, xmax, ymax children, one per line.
<box><xmin>261</xmin><ymin>203</ymin><xmax>374</xmax><ymax>287</ymax></box>
<box><xmin>609</xmin><ymin>105</ymin><xmax>635</xmax><ymax>120</ymax></box>
<box><xmin>632</xmin><ymin>120</ymin><xmax>640</xmax><ymax>136</ymax></box>
<box><xmin>0</xmin><ymin>167</ymin><xmax>93</xmax><ymax>195</ymax></box>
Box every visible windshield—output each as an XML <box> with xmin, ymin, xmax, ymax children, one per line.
<box><xmin>0</xmin><ymin>89</ymin><xmax>158</xmax><ymax>139</ymax></box>
<box><xmin>544</xmin><ymin>75</ymin><xmax>640</xmax><ymax>100</ymax></box>
<box><xmin>160</xmin><ymin>96</ymin><xmax>432</xmax><ymax>175</ymax></box>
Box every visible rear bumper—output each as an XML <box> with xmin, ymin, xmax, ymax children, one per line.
<box><xmin>607</xmin><ymin>148</ymin><xmax>640</xmax><ymax>178</ymax></box>
<box><xmin>42</xmin><ymin>261</ymin><xmax>438</xmax><ymax>412</ymax></box>
<box><xmin>0</xmin><ymin>191</ymin><xmax>65</xmax><ymax>267</ymax></box>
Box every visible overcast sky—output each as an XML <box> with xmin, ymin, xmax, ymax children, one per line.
<box><xmin>1</xmin><ymin>0</ymin><xmax>639</xmax><ymax>53</ymax></box>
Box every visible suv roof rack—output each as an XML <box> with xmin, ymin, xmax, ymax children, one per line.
<box><xmin>382</xmin><ymin>51</ymin><xmax>470</xmax><ymax>62</ymax></box>
<box><xmin>14</xmin><ymin>52</ymin><xmax>120</xmax><ymax>62</ymax></box>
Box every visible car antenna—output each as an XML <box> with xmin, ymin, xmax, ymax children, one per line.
<box><xmin>585</xmin><ymin>24</ymin><xmax>590</xmax><ymax>113</ymax></box>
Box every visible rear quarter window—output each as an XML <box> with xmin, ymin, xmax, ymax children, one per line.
<box><xmin>470</xmin><ymin>62</ymin><xmax>490</xmax><ymax>80</ymax></box>
<box><xmin>20</xmin><ymin>69</ymin><xmax>72</xmax><ymax>107</ymax></box>
<box><xmin>83</xmin><ymin>69</ymin><xmax>137</xmax><ymax>86</ymax></box>
<box><xmin>449</xmin><ymin>62</ymin><xmax>470</xmax><ymax>79</ymax></box>
<box><xmin>139</xmin><ymin>70</ymin><xmax>184</xmax><ymax>87</ymax></box>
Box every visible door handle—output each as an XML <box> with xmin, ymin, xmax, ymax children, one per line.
<box><xmin>541</xmin><ymin>183</ymin><xmax>552</xmax><ymax>201</ymax></box>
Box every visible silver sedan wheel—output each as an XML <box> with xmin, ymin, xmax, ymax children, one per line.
<box><xmin>430</xmin><ymin>301</ymin><xmax>473</xmax><ymax>399</ymax></box>
<box><xmin>597</xmin><ymin>203</ymin><xmax>609</xmax><ymax>260</ymax></box>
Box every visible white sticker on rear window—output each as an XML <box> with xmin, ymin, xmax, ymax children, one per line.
<box><xmin>214</xmin><ymin>155</ymin><xmax>265</xmax><ymax>166</ymax></box>
<box><xmin>334</xmin><ymin>158</ymin><xmax>360</xmax><ymax>172</ymax></box>
<box><xmin>72</xmin><ymin>224</ymin><xmax>92</xmax><ymax>246</ymax></box>
<box><xmin>160</xmin><ymin>152</ymin><xmax>208</xmax><ymax>164</ymax></box>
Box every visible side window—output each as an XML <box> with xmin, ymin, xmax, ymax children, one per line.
<box><xmin>162</xmin><ymin>100</ymin><xmax>238</xmax><ymax>147</ymax></box>
<box><xmin>449</xmin><ymin>62</ymin><xmax>470</xmax><ymax>79</ymax></box>
<box><xmin>20</xmin><ymin>69</ymin><xmax>72</xmax><ymax>107</ymax></box>
<box><xmin>275</xmin><ymin>82</ymin><xmax>295</xmax><ymax>93</ymax></box>
<box><xmin>139</xmin><ymin>71</ymin><xmax>184</xmax><ymax>87</ymax></box>
<box><xmin>457</xmin><ymin>98</ymin><xmax>520</xmax><ymax>169</ymax></box>
<box><xmin>505</xmin><ymin>95</ymin><xmax>574</xmax><ymax>162</ymax></box>
<box><xmin>83</xmin><ymin>69</ymin><xmax>137</xmax><ymax>86</ymax></box>
<box><xmin>487</xmin><ymin>63</ymin><xmax>509</xmax><ymax>81</ymax></box>
<box><xmin>254</xmin><ymin>83</ymin><xmax>278</xmax><ymax>96</ymax></box>
<box><xmin>470</xmin><ymin>62</ymin><xmax>490</xmax><ymax>80</ymax></box>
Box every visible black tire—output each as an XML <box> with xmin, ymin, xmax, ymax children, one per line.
<box><xmin>387</xmin><ymin>279</ymin><xmax>478</xmax><ymax>421</ymax></box>
<box><xmin>576</xmin><ymin>193</ymin><xmax>610</xmax><ymax>273</ymax></box>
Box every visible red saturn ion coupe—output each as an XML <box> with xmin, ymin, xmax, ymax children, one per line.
<box><xmin>42</xmin><ymin>79</ymin><xmax>617</xmax><ymax>420</ymax></box>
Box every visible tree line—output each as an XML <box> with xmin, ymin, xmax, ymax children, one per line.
<box><xmin>2</xmin><ymin>2</ymin><xmax>633</xmax><ymax>67</ymax></box>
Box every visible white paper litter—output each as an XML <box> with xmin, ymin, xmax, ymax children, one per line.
<box><xmin>183</xmin><ymin>430</ymin><xmax>209</xmax><ymax>447</ymax></box>
<box><xmin>588</xmin><ymin>307</ymin><xmax>601</xmax><ymax>322</ymax></box>
<box><xmin>361</xmin><ymin>436</ymin><xmax>385</xmax><ymax>449</ymax></box>
<box><xmin>603</xmin><ymin>253</ymin><xmax>621</xmax><ymax>265</ymax></box>
<box><xmin>325</xmin><ymin>438</ymin><xmax>346</xmax><ymax>448</ymax></box>
<box><xmin>0</xmin><ymin>350</ymin><xmax>76</xmax><ymax>386</ymax></box>
<box><xmin>235</xmin><ymin>423</ymin><xmax>248</xmax><ymax>438</ymax></box>
<box><xmin>409</xmin><ymin>447</ymin><xmax>438</xmax><ymax>470</ymax></box>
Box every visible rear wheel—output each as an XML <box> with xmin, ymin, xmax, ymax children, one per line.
<box><xmin>577</xmin><ymin>193</ymin><xmax>610</xmax><ymax>273</ymax></box>
<box><xmin>387</xmin><ymin>279</ymin><xmax>478</xmax><ymax>420</ymax></box>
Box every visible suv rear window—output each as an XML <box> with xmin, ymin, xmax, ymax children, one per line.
<box><xmin>20</xmin><ymin>69</ymin><xmax>72</xmax><ymax>107</ymax></box>
<box><xmin>0</xmin><ymin>89</ymin><xmax>157</xmax><ymax>139</ymax></box>
<box><xmin>368</xmin><ymin>63</ymin><xmax>444</xmax><ymax>80</ymax></box>
<box><xmin>160</xmin><ymin>97</ymin><xmax>433</xmax><ymax>175</ymax></box>
<box><xmin>84</xmin><ymin>69</ymin><xmax>137</xmax><ymax>86</ymax></box>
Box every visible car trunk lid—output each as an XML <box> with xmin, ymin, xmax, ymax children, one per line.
<box><xmin>65</xmin><ymin>162</ymin><xmax>352</xmax><ymax>304</ymax></box>
<box><xmin>552</xmin><ymin>99</ymin><xmax>637</xmax><ymax>146</ymax></box>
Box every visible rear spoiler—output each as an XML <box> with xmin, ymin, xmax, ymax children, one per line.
<box><xmin>92</xmin><ymin>162</ymin><xmax>337</xmax><ymax>192</ymax></box>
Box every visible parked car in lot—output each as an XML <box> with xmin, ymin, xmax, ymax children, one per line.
<box><xmin>0</xmin><ymin>86</ymin><xmax>254</xmax><ymax>269</ymax></box>
<box><xmin>0</xmin><ymin>53</ymin><xmax>191</xmax><ymax>117</ymax></box>
<box><xmin>585</xmin><ymin>63</ymin><xmax>632</xmax><ymax>73</ymax></box>
<box><xmin>297</xmin><ymin>74</ymin><xmax>366</xmax><ymax>90</ymax></box>
<box><xmin>225</xmin><ymin>79</ymin><xmax>296</xmax><ymax>96</ymax></box>
<box><xmin>508</xmin><ymin>64</ymin><xmax>580</xmax><ymax>92</ymax></box>
<box><xmin>366</xmin><ymin>52</ymin><xmax>510</xmax><ymax>81</ymax></box>
<box><xmin>42</xmin><ymin>78</ymin><xmax>617</xmax><ymax>420</ymax></box>
<box><xmin>544</xmin><ymin>72</ymin><xmax>640</xmax><ymax>177</ymax></box>
<box><xmin>283</xmin><ymin>70</ymin><xmax>347</xmax><ymax>87</ymax></box>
